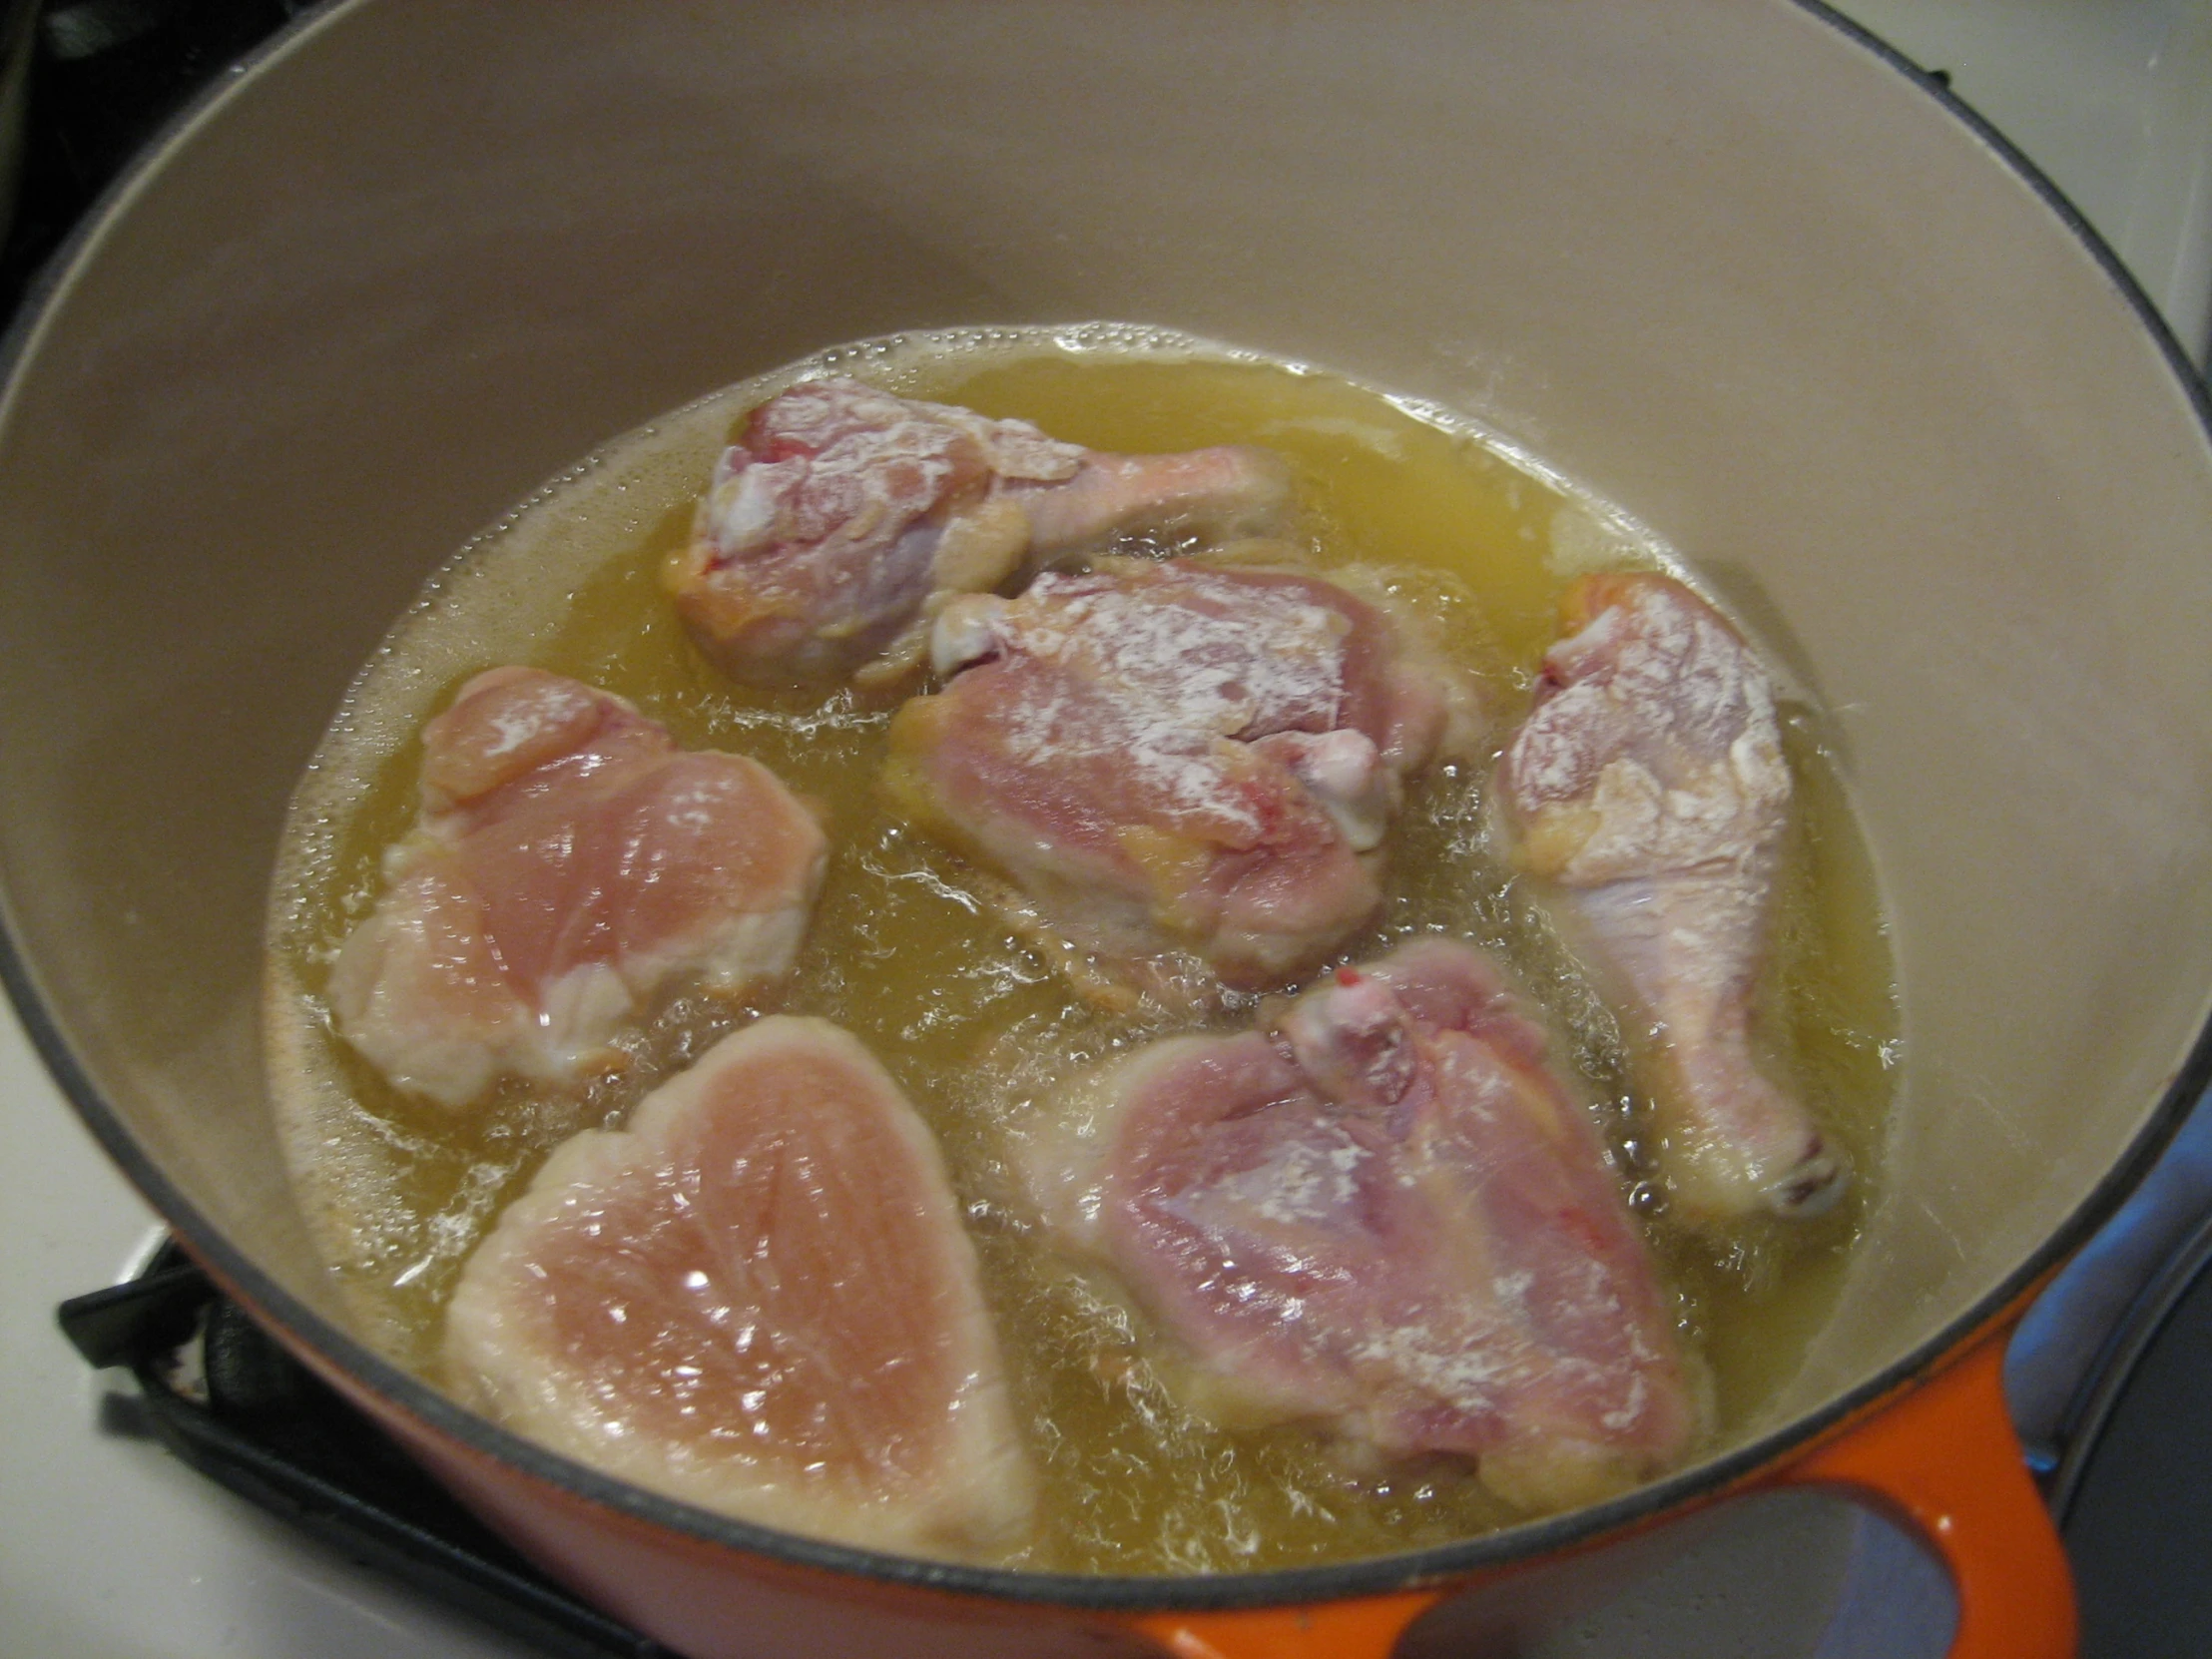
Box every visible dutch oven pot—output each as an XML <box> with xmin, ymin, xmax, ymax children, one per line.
<box><xmin>3</xmin><ymin>2</ymin><xmax>2210</xmax><ymax>1655</ymax></box>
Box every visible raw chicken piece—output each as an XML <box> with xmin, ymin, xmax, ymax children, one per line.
<box><xmin>1023</xmin><ymin>937</ymin><xmax>1701</xmax><ymax>1514</ymax></box>
<box><xmin>445</xmin><ymin>1016</ymin><xmax>1035</xmax><ymax>1558</ymax></box>
<box><xmin>1495</xmin><ymin>572</ymin><xmax>1846</xmax><ymax>1224</ymax></box>
<box><xmin>664</xmin><ymin>376</ymin><xmax>1294</xmax><ymax>687</ymax></box>
<box><xmin>882</xmin><ymin>556</ymin><xmax>1472</xmax><ymax>998</ymax></box>
<box><xmin>328</xmin><ymin>668</ymin><xmax>827</xmax><ymax>1107</ymax></box>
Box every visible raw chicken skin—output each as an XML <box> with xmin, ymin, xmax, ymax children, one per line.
<box><xmin>328</xmin><ymin>668</ymin><xmax>827</xmax><ymax>1107</ymax></box>
<box><xmin>1023</xmin><ymin>937</ymin><xmax>1701</xmax><ymax>1514</ymax></box>
<box><xmin>882</xmin><ymin>556</ymin><xmax>1470</xmax><ymax>997</ymax></box>
<box><xmin>1495</xmin><ymin>573</ymin><xmax>1846</xmax><ymax>1224</ymax></box>
<box><xmin>444</xmin><ymin>1016</ymin><xmax>1035</xmax><ymax>1558</ymax></box>
<box><xmin>665</xmin><ymin>376</ymin><xmax>1294</xmax><ymax>687</ymax></box>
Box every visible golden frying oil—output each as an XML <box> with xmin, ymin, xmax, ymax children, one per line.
<box><xmin>265</xmin><ymin>325</ymin><xmax>1896</xmax><ymax>1574</ymax></box>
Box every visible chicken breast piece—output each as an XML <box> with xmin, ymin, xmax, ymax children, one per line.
<box><xmin>444</xmin><ymin>1016</ymin><xmax>1035</xmax><ymax>1559</ymax></box>
<box><xmin>1495</xmin><ymin>572</ymin><xmax>1847</xmax><ymax>1225</ymax></box>
<box><xmin>663</xmin><ymin>377</ymin><xmax>1294</xmax><ymax>688</ymax></box>
<box><xmin>1023</xmin><ymin>937</ymin><xmax>1702</xmax><ymax>1515</ymax></box>
<box><xmin>881</xmin><ymin>556</ymin><xmax>1471</xmax><ymax>1000</ymax></box>
<box><xmin>328</xmin><ymin>668</ymin><xmax>827</xmax><ymax>1107</ymax></box>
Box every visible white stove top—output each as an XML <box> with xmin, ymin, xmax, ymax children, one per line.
<box><xmin>1</xmin><ymin>997</ymin><xmax>539</xmax><ymax>1659</ymax></box>
<box><xmin>5</xmin><ymin>4</ymin><xmax>2210</xmax><ymax>1655</ymax></box>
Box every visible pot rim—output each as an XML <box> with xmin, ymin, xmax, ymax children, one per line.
<box><xmin>5</xmin><ymin>0</ymin><xmax>2212</xmax><ymax>1615</ymax></box>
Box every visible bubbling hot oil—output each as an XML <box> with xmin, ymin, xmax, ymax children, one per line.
<box><xmin>264</xmin><ymin>326</ymin><xmax>1897</xmax><ymax>1574</ymax></box>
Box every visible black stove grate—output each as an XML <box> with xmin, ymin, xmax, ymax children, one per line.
<box><xmin>0</xmin><ymin>0</ymin><xmax>314</xmax><ymax>317</ymax></box>
<box><xmin>59</xmin><ymin>1241</ymin><xmax>681</xmax><ymax>1659</ymax></box>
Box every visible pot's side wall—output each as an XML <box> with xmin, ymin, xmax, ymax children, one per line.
<box><xmin>0</xmin><ymin>0</ymin><xmax>2209</xmax><ymax>1591</ymax></box>
<box><xmin>382</xmin><ymin>1411</ymin><xmax>1153</xmax><ymax>1659</ymax></box>
<box><xmin>233</xmin><ymin>1298</ymin><xmax>1142</xmax><ymax>1655</ymax></box>
<box><xmin>303</xmin><ymin>1287</ymin><xmax>1870</xmax><ymax>1658</ymax></box>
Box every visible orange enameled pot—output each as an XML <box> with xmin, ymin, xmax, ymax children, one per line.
<box><xmin>3</xmin><ymin>2</ymin><xmax>2210</xmax><ymax>1655</ymax></box>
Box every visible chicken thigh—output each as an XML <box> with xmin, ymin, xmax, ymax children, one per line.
<box><xmin>881</xmin><ymin>556</ymin><xmax>1469</xmax><ymax>999</ymax></box>
<box><xmin>1495</xmin><ymin>573</ymin><xmax>1846</xmax><ymax>1224</ymax></box>
<box><xmin>665</xmin><ymin>377</ymin><xmax>1294</xmax><ymax>688</ymax></box>
<box><xmin>1022</xmin><ymin>937</ymin><xmax>1701</xmax><ymax>1514</ymax></box>
<box><xmin>445</xmin><ymin>1016</ymin><xmax>1035</xmax><ymax>1558</ymax></box>
<box><xmin>328</xmin><ymin>668</ymin><xmax>827</xmax><ymax>1106</ymax></box>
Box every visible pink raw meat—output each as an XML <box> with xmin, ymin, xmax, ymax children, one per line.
<box><xmin>664</xmin><ymin>377</ymin><xmax>1293</xmax><ymax>687</ymax></box>
<box><xmin>882</xmin><ymin>556</ymin><xmax>1470</xmax><ymax>998</ymax></box>
<box><xmin>445</xmin><ymin>1016</ymin><xmax>1035</xmax><ymax>1558</ymax></box>
<box><xmin>1022</xmin><ymin>936</ymin><xmax>1703</xmax><ymax>1514</ymax></box>
<box><xmin>1496</xmin><ymin>573</ymin><xmax>1846</xmax><ymax>1224</ymax></box>
<box><xmin>328</xmin><ymin>668</ymin><xmax>827</xmax><ymax>1106</ymax></box>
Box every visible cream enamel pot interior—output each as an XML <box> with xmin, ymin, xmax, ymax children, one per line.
<box><xmin>3</xmin><ymin>2</ymin><xmax>2211</xmax><ymax>1655</ymax></box>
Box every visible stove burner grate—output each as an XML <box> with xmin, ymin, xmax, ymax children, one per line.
<box><xmin>59</xmin><ymin>1241</ymin><xmax>681</xmax><ymax>1659</ymax></box>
